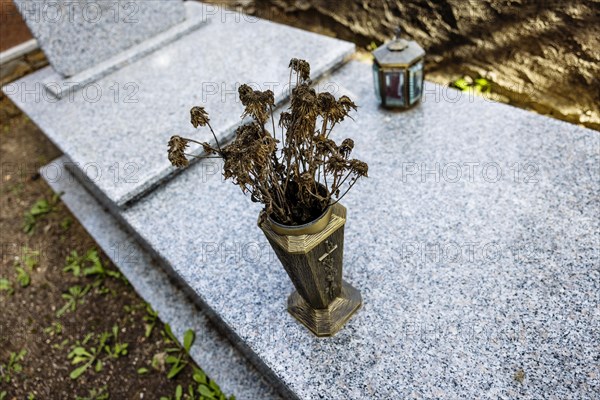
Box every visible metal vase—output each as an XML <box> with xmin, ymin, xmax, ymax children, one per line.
<box><xmin>259</xmin><ymin>203</ymin><xmax>362</xmax><ymax>337</ymax></box>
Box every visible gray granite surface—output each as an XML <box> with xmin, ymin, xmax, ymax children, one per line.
<box><xmin>14</xmin><ymin>0</ymin><xmax>186</xmax><ymax>77</ymax></box>
<box><xmin>41</xmin><ymin>4</ymin><xmax>209</xmax><ymax>99</ymax></box>
<box><xmin>44</xmin><ymin>156</ymin><xmax>282</xmax><ymax>400</ymax></box>
<box><xmin>49</xmin><ymin>59</ymin><xmax>600</xmax><ymax>399</ymax></box>
<box><xmin>4</xmin><ymin>2</ymin><xmax>355</xmax><ymax>209</ymax></box>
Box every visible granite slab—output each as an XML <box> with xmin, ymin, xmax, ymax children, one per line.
<box><xmin>51</xmin><ymin>59</ymin><xmax>599</xmax><ymax>399</ymax></box>
<box><xmin>43</xmin><ymin>156</ymin><xmax>282</xmax><ymax>400</ymax></box>
<box><xmin>41</xmin><ymin>4</ymin><xmax>210</xmax><ymax>99</ymax></box>
<box><xmin>14</xmin><ymin>0</ymin><xmax>186</xmax><ymax>77</ymax></box>
<box><xmin>3</xmin><ymin>2</ymin><xmax>355</xmax><ymax>209</ymax></box>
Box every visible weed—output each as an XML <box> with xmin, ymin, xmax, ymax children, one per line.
<box><xmin>161</xmin><ymin>324</ymin><xmax>195</xmax><ymax>379</ymax></box>
<box><xmin>57</xmin><ymin>284</ymin><xmax>91</xmax><ymax>317</ymax></box>
<box><xmin>191</xmin><ymin>367</ymin><xmax>235</xmax><ymax>400</ymax></box>
<box><xmin>68</xmin><ymin>334</ymin><xmax>107</xmax><ymax>379</ymax></box>
<box><xmin>160</xmin><ymin>369</ymin><xmax>235</xmax><ymax>400</ymax></box>
<box><xmin>0</xmin><ymin>278</ymin><xmax>13</xmax><ymax>295</ymax></box>
<box><xmin>64</xmin><ymin>249</ymin><xmax>125</xmax><ymax>292</ymax></box>
<box><xmin>15</xmin><ymin>267</ymin><xmax>30</xmax><ymax>287</ymax></box>
<box><xmin>0</xmin><ymin>349</ymin><xmax>26</xmax><ymax>383</ymax></box>
<box><xmin>52</xmin><ymin>339</ymin><xmax>70</xmax><ymax>350</ymax></box>
<box><xmin>43</xmin><ymin>322</ymin><xmax>63</xmax><ymax>336</ymax></box>
<box><xmin>60</xmin><ymin>217</ymin><xmax>73</xmax><ymax>231</ymax></box>
<box><xmin>75</xmin><ymin>386</ymin><xmax>109</xmax><ymax>400</ymax></box>
<box><xmin>104</xmin><ymin>325</ymin><xmax>129</xmax><ymax>359</ymax></box>
<box><xmin>16</xmin><ymin>247</ymin><xmax>39</xmax><ymax>270</ymax></box>
<box><xmin>143</xmin><ymin>304</ymin><xmax>158</xmax><ymax>338</ymax></box>
<box><xmin>452</xmin><ymin>76</ymin><xmax>492</xmax><ymax>95</ymax></box>
<box><xmin>23</xmin><ymin>194</ymin><xmax>60</xmax><ymax>234</ymax></box>
<box><xmin>68</xmin><ymin>326</ymin><xmax>129</xmax><ymax>380</ymax></box>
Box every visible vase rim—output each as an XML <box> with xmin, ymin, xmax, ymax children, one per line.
<box><xmin>267</xmin><ymin>206</ymin><xmax>333</xmax><ymax>236</ymax></box>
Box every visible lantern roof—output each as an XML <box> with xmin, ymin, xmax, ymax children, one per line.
<box><xmin>373</xmin><ymin>35</ymin><xmax>425</xmax><ymax>68</ymax></box>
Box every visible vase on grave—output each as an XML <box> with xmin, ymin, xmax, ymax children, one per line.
<box><xmin>259</xmin><ymin>203</ymin><xmax>362</xmax><ymax>337</ymax></box>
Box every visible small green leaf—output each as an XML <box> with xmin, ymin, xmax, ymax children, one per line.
<box><xmin>163</xmin><ymin>323</ymin><xmax>177</xmax><ymax>343</ymax></box>
<box><xmin>198</xmin><ymin>385</ymin><xmax>215</xmax><ymax>398</ymax></box>
<box><xmin>175</xmin><ymin>385</ymin><xmax>183</xmax><ymax>400</ymax></box>
<box><xmin>209</xmin><ymin>379</ymin><xmax>221</xmax><ymax>391</ymax></box>
<box><xmin>16</xmin><ymin>267</ymin><xmax>30</xmax><ymax>287</ymax></box>
<box><xmin>167</xmin><ymin>361</ymin><xmax>187</xmax><ymax>379</ymax></box>
<box><xmin>166</xmin><ymin>355</ymin><xmax>180</xmax><ymax>364</ymax></box>
<box><xmin>137</xmin><ymin>367</ymin><xmax>149</xmax><ymax>375</ymax></box>
<box><xmin>70</xmin><ymin>363</ymin><xmax>90</xmax><ymax>379</ymax></box>
<box><xmin>193</xmin><ymin>369</ymin><xmax>207</xmax><ymax>384</ymax></box>
<box><xmin>0</xmin><ymin>278</ymin><xmax>14</xmax><ymax>295</ymax></box>
<box><xmin>183</xmin><ymin>329</ymin><xmax>195</xmax><ymax>353</ymax></box>
<box><xmin>69</xmin><ymin>347</ymin><xmax>90</xmax><ymax>357</ymax></box>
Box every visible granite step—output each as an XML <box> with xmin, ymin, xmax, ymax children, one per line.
<box><xmin>44</xmin><ymin>59</ymin><xmax>600</xmax><ymax>399</ymax></box>
<box><xmin>44</xmin><ymin>156</ymin><xmax>283</xmax><ymax>400</ymax></box>
<box><xmin>4</xmin><ymin>1</ymin><xmax>355</xmax><ymax>209</ymax></box>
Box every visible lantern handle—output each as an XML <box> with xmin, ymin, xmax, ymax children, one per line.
<box><xmin>394</xmin><ymin>27</ymin><xmax>402</xmax><ymax>39</ymax></box>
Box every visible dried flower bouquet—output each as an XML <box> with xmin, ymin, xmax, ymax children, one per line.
<box><xmin>168</xmin><ymin>58</ymin><xmax>368</xmax><ymax>226</ymax></box>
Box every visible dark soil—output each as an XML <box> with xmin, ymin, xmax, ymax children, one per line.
<box><xmin>0</xmin><ymin>116</ymin><xmax>232</xmax><ymax>399</ymax></box>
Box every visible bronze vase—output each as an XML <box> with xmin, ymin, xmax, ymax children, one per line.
<box><xmin>258</xmin><ymin>203</ymin><xmax>362</xmax><ymax>337</ymax></box>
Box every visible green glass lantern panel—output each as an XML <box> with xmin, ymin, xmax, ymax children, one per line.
<box><xmin>408</xmin><ymin>61</ymin><xmax>424</xmax><ymax>105</ymax></box>
<box><xmin>372</xmin><ymin>63</ymin><xmax>381</xmax><ymax>101</ymax></box>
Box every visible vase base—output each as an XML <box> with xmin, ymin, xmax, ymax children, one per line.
<box><xmin>287</xmin><ymin>280</ymin><xmax>362</xmax><ymax>337</ymax></box>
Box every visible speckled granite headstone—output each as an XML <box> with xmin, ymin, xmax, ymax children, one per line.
<box><xmin>14</xmin><ymin>0</ymin><xmax>186</xmax><ymax>77</ymax></box>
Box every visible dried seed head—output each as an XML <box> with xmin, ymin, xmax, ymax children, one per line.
<box><xmin>289</xmin><ymin>58</ymin><xmax>311</xmax><ymax>82</ymax></box>
<box><xmin>168</xmin><ymin>135</ymin><xmax>190</xmax><ymax>168</ymax></box>
<box><xmin>317</xmin><ymin>92</ymin><xmax>336</xmax><ymax>116</ymax></box>
<box><xmin>338</xmin><ymin>96</ymin><xmax>358</xmax><ymax>113</ymax></box>
<box><xmin>238</xmin><ymin>84</ymin><xmax>271</xmax><ymax>124</ymax></box>
<box><xmin>339</xmin><ymin>138</ymin><xmax>355</xmax><ymax>158</ymax></box>
<box><xmin>350</xmin><ymin>159</ymin><xmax>369</xmax><ymax>177</ymax></box>
<box><xmin>279</xmin><ymin>112</ymin><xmax>292</xmax><ymax>130</ymax></box>
<box><xmin>291</xmin><ymin>84</ymin><xmax>317</xmax><ymax>118</ymax></box>
<box><xmin>190</xmin><ymin>106</ymin><xmax>210</xmax><ymax>128</ymax></box>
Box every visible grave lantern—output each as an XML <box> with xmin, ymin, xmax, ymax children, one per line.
<box><xmin>372</xmin><ymin>28</ymin><xmax>425</xmax><ymax>108</ymax></box>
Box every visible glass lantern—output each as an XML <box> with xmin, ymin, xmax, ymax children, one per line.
<box><xmin>372</xmin><ymin>29</ymin><xmax>425</xmax><ymax>108</ymax></box>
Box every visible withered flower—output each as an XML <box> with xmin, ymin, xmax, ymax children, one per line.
<box><xmin>350</xmin><ymin>160</ymin><xmax>369</xmax><ymax>177</ymax></box>
<box><xmin>317</xmin><ymin>92</ymin><xmax>336</xmax><ymax>116</ymax></box>
<box><xmin>190</xmin><ymin>106</ymin><xmax>210</xmax><ymax>128</ymax></box>
<box><xmin>238</xmin><ymin>84</ymin><xmax>271</xmax><ymax>124</ymax></box>
<box><xmin>279</xmin><ymin>112</ymin><xmax>293</xmax><ymax>130</ymax></box>
<box><xmin>289</xmin><ymin>58</ymin><xmax>311</xmax><ymax>82</ymax></box>
<box><xmin>339</xmin><ymin>138</ymin><xmax>354</xmax><ymax>158</ymax></box>
<box><xmin>291</xmin><ymin>84</ymin><xmax>317</xmax><ymax>118</ymax></box>
<box><xmin>168</xmin><ymin>135</ymin><xmax>190</xmax><ymax>168</ymax></box>
<box><xmin>338</xmin><ymin>96</ymin><xmax>358</xmax><ymax>113</ymax></box>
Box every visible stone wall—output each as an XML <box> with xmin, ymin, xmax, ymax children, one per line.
<box><xmin>206</xmin><ymin>0</ymin><xmax>599</xmax><ymax>130</ymax></box>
